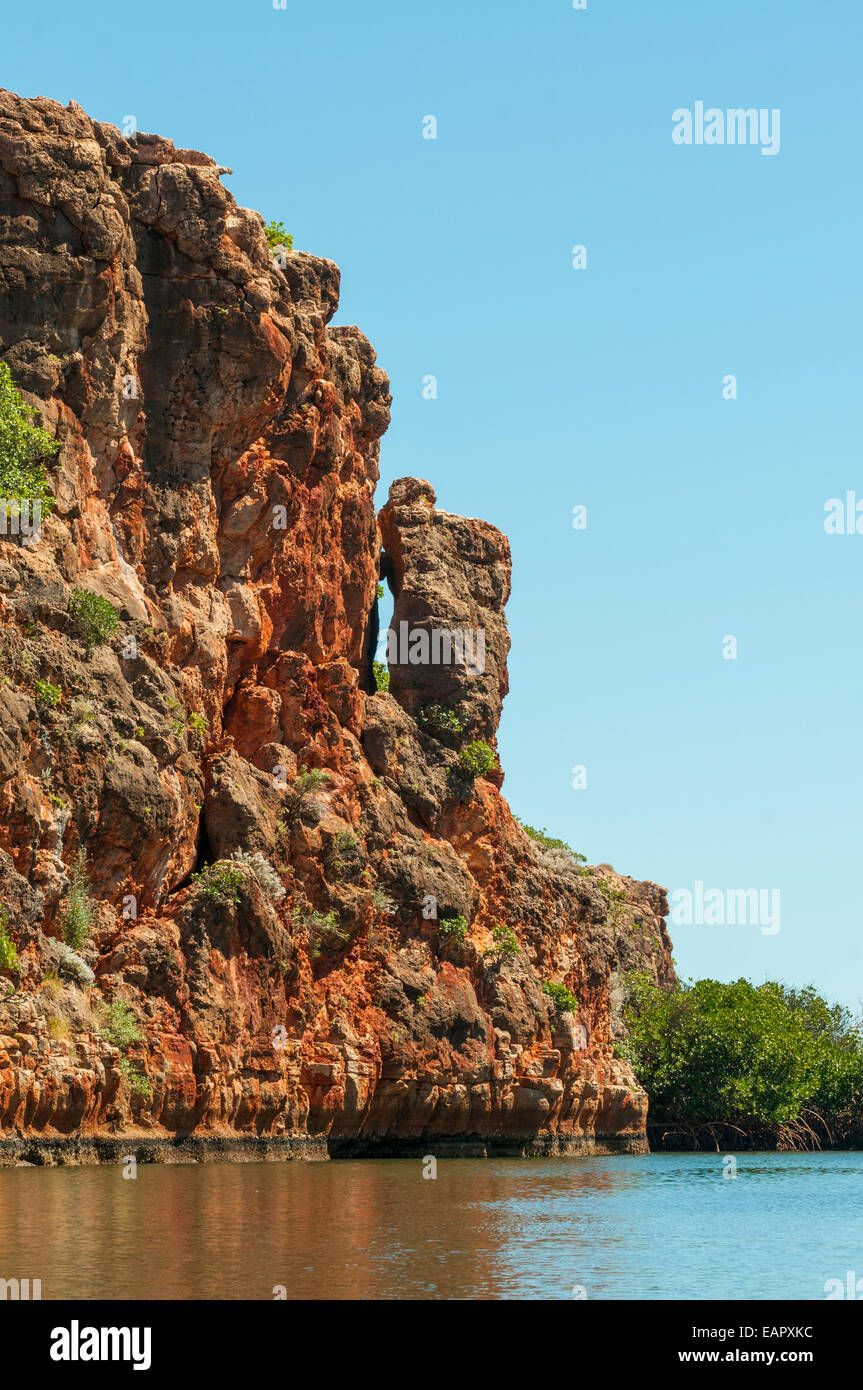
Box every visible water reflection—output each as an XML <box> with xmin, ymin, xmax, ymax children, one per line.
<box><xmin>0</xmin><ymin>1152</ymin><xmax>860</xmax><ymax>1300</ymax></box>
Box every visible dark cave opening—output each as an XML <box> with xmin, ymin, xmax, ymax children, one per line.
<box><xmin>192</xmin><ymin>814</ymin><xmax>215</xmax><ymax>875</ymax></box>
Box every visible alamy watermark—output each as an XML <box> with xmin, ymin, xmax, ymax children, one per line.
<box><xmin>50</xmin><ymin>1322</ymin><xmax>151</xmax><ymax>1371</ymax></box>
<box><xmin>0</xmin><ymin>500</ymin><xmax>41</xmax><ymax>546</ymax></box>
<box><xmin>672</xmin><ymin>103</ymin><xmax>780</xmax><ymax>157</ymax></box>
<box><xmin>670</xmin><ymin>881</ymin><xmax>780</xmax><ymax>936</ymax></box>
<box><xmin>824</xmin><ymin>493</ymin><xmax>863</xmax><ymax>535</ymax></box>
<box><xmin>825</xmin><ymin>1271</ymin><xmax>863</xmax><ymax>1300</ymax></box>
<box><xmin>386</xmin><ymin>622</ymin><xmax>486</xmax><ymax>675</ymax></box>
<box><xmin>1</xmin><ymin>1277</ymin><xmax>41</xmax><ymax>1299</ymax></box>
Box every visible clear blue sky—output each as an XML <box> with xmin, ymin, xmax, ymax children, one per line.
<box><xmin>6</xmin><ymin>0</ymin><xmax>862</xmax><ymax>1008</ymax></box>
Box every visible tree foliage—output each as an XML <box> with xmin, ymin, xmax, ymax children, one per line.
<box><xmin>264</xmin><ymin>220</ymin><xmax>293</xmax><ymax>252</ymax></box>
<box><xmin>623</xmin><ymin>973</ymin><xmax>863</xmax><ymax>1133</ymax></box>
<box><xmin>0</xmin><ymin>362</ymin><xmax>58</xmax><ymax>513</ymax></box>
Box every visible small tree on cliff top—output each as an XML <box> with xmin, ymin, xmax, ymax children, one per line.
<box><xmin>0</xmin><ymin>362</ymin><xmax>58</xmax><ymax>515</ymax></box>
<box><xmin>265</xmin><ymin>220</ymin><xmax>293</xmax><ymax>252</ymax></box>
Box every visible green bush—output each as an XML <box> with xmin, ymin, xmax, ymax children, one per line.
<box><xmin>622</xmin><ymin>974</ymin><xmax>863</xmax><ymax>1134</ymax></box>
<box><xmin>99</xmin><ymin>1000</ymin><xmax>144</xmax><ymax>1051</ymax></box>
<box><xmin>457</xmin><ymin>740</ymin><xmax>498</xmax><ymax>777</ymax></box>
<box><xmin>490</xmin><ymin>924</ymin><xmax>520</xmax><ymax>960</ymax></box>
<box><xmin>417</xmin><ymin>703</ymin><xmax>464</xmax><ymax>738</ymax></box>
<box><xmin>376</xmin><ymin>583</ymin><xmax>385</xmax><ymax>600</ymax></box>
<box><xmin>63</xmin><ymin>851</ymin><xmax>94</xmax><ymax>950</ymax></box>
<box><xmin>35</xmin><ymin>678</ymin><xmax>61</xmax><ymax>707</ymax></box>
<box><xmin>192</xmin><ymin>863</ymin><xmax>247</xmax><ymax>905</ymax></box>
<box><xmin>0</xmin><ymin>361</ymin><xmax>58</xmax><ymax>516</ymax></box>
<box><xmin>68</xmin><ymin>588</ymin><xmax>119</xmax><ymax>653</ymax></box>
<box><xmin>102</xmin><ymin>1004</ymin><xmax>151</xmax><ymax>1102</ymax></box>
<box><xmin>372</xmin><ymin>660</ymin><xmax>390</xmax><ymax>693</ymax></box>
<box><xmin>118</xmin><ymin>1055</ymin><xmax>152</xmax><ymax>1099</ymax></box>
<box><xmin>542</xmin><ymin>981</ymin><xmax>579</xmax><ymax>1014</ymax></box>
<box><xmin>0</xmin><ymin>910</ymin><xmax>19</xmax><ymax>974</ymax></box>
<box><xmin>438</xmin><ymin>913</ymin><xmax>469</xmax><ymax>945</ymax></box>
<box><xmin>265</xmin><ymin>220</ymin><xmax>294</xmax><ymax>252</ymax></box>
<box><xmin>187</xmin><ymin>711</ymin><xmax>208</xmax><ymax>749</ymax></box>
<box><xmin>294</xmin><ymin>765</ymin><xmax>331</xmax><ymax>793</ymax></box>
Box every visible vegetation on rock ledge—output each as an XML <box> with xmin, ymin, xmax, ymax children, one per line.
<box><xmin>265</xmin><ymin>220</ymin><xmax>293</xmax><ymax>252</ymax></box>
<box><xmin>62</xmin><ymin>851</ymin><xmax>95</xmax><ymax>950</ymax></box>
<box><xmin>517</xmin><ymin>819</ymin><xmax>587</xmax><ymax>862</ymax></box>
<box><xmin>542</xmin><ymin>981</ymin><xmax>579</xmax><ymax>1014</ymax></box>
<box><xmin>68</xmin><ymin>588</ymin><xmax>119</xmax><ymax>654</ymax></box>
<box><xmin>0</xmin><ymin>909</ymin><xmax>19</xmax><ymax>975</ymax></box>
<box><xmin>456</xmin><ymin>740</ymin><xmax>497</xmax><ymax>777</ymax></box>
<box><xmin>0</xmin><ymin>361</ymin><xmax>58</xmax><ymax>516</ymax></box>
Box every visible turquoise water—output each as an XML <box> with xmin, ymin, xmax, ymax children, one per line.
<box><xmin>1</xmin><ymin>1151</ymin><xmax>861</xmax><ymax>1299</ymax></box>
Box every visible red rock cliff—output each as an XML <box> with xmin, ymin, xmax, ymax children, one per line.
<box><xmin>0</xmin><ymin>92</ymin><xmax>674</xmax><ymax>1158</ymax></box>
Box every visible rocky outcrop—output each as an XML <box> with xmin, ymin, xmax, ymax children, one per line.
<box><xmin>0</xmin><ymin>92</ymin><xmax>674</xmax><ymax>1158</ymax></box>
<box><xmin>379</xmin><ymin>477</ymin><xmax>511</xmax><ymax>750</ymax></box>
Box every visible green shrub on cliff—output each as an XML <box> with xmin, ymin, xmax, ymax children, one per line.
<box><xmin>187</xmin><ymin>711</ymin><xmax>208</xmax><ymax>749</ymax></box>
<box><xmin>438</xmin><ymin>913</ymin><xmax>469</xmax><ymax>946</ymax></box>
<box><xmin>517</xmin><ymin>820</ymin><xmax>587</xmax><ymax>862</ymax></box>
<box><xmin>0</xmin><ymin>362</ymin><xmax>58</xmax><ymax>516</ymax></box>
<box><xmin>100</xmin><ymin>1003</ymin><xmax>150</xmax><ymax>1101</ymax></box>
<box><xmin>542</xmin><ymin>981</ymin><xmax>579</xmax><ymax>1014</ymax></box>
<box><xmin>416</xmin><ymin>703</ymin><xmax>464</xmax><ymax>738</ymax></box>
<box><xmin>597</xmin><ymin>877</ymin><xmax>626</xmax><ymax>926</ymax></box>
<box><xmin>372</xmin><ymin>888</ymin><xmax>396</xmax><ymax>915</ymax></box>
<box><xmin>68</xmin><ymin>588</ymin><xmax>119</xmax><ymax>654</ymax></box>
<box><xmin>62</xmin><ymin>851</ymin><xmax>94</xmax><ymax>950</ymax></box>
<box><xmin>489</xmin><ymin>924</ymin><xmax>520</xmax><ymax>961</ymax></box>
<box><xmin>118</xmin><ymin>1055</ymin><xmax>152</xmax><ymax>1099</ymax></box>
<box><xmin>192</xmin><ymin>862</ymin><xmax>246</xmax><ymax>906</ymax></box>
<box><xmin>372</xmin><ymin>660</ymin><xmax>390</xmax><ymax>693</ymax></box>
<box><xmin>265</xmin><ymin>220</ymin><xmax>293</xmax><ymax>252</ymax></box>
<box><xmin>35</xmin><ymin>677</ymin><xmax>61</xmax><ymax>708</ymax></box>
<box><xmin>99</xmin><ymin>1000</ymin><xmax>144</xmax><ymax>1051</ymax></box>
<box><xmin>294</xmin><ymin>765</ymin><xmax>331</xmax><ymax>794</ymax></box>
<box><xmin>297</xmin><ymin>908</ymin><xmax>348</xmax><ymax>959</ymax></box>
<box><xmin>457</xmin><ymin>740</ymin><xmax>497</xmax><ymax>777</ymax></box>
<box><xmin>0</xmin><ymin>909</ymin><xmax>19</xmax><ymax>975</ymax></box>
<box><xmin>622</xmin><ymin>974</ymin><xmax>863</xmax><ymax>1140</ymax></box>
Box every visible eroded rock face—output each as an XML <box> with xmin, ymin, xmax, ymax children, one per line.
<box><xmin>379</xmin><ymin>477</ymin><xmax>511</xmax><ymax>750</ymax></box>
<box><xmin>0</xmin><ymin>92</ymin><xmax>674</xmax><ymax>1155</ymax></box>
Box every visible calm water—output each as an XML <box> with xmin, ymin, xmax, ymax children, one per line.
<box><xmin>1</xmin><ymin>1152</ymin><xmax>861</xmax><ymax>1300</ymax></box>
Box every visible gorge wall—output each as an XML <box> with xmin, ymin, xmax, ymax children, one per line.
<box><xmin>0</xmin><ymin>92</ymin><xmax>674</xmax><ymax>1161</ymax></box>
